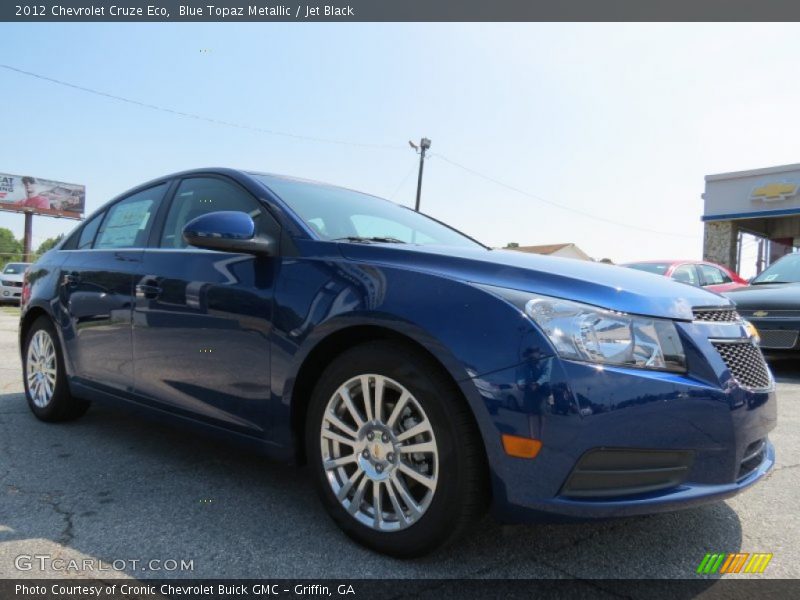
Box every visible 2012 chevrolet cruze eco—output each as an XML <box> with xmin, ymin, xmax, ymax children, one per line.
<box><xmin>19</xmin><ymin>169</ymin><xmax>777</xmax><ymax>557</ymax></box>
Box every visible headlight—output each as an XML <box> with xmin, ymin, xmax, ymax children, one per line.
<box><xmin>479</xmin><ymin>286</ymin><xmax>686</xmax><ymax>373</ymax></box>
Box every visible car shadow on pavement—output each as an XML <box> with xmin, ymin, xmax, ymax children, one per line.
<box><xmin>0</xmin><ymin>391</ymin><xmax>742</xmax><ymax>582</ymax></box>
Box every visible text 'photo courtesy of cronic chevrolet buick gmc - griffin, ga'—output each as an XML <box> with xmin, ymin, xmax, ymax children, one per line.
<box><xmin>18</xmin><ymin>168</ymin><xmax>777</xmax><ymax>557</ymax></box>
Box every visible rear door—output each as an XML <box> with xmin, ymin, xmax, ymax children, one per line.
<box><xmin>131</xmin><ymin>175</ymin><xmax>280</xmax><ymax>435</ymax></box>
<box><xmin>60</xmin><ymin>183</ymin><xmax>168</xmax><ymax>395</ymax></box>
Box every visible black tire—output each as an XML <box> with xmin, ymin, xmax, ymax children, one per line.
<box><xmin>306</xmin><ymin>340</ymin><xmax>488</xmax><ymax>557</ymax></box>
<box><xmin>23</xmin><ymin>316</ymin><xmax>89</xmax><ymax>422</ymax></box>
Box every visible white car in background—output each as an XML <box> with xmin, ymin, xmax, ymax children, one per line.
<box><xmin>1</xmin><ymin>262</ymin><xmax>31</xmax><ymax>304</ymax></box>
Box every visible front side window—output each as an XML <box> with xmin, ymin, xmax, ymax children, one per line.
<box><xmin>95</xmin><ymin>184</ymin><xmax>167</xmax><ymax>249</ymax></box>
<box><xmin>160</xmin><ymin>177</ymin><xmax>276</xmax><ymax>248</ymax></box>
<box><xmin>671</xmin><ymin>264</ymin><xmax>699</xmax><ymax>286</ymax></box>
<box><xmin>256</xmin><ymin>175</ymin><xmax>484</xmax><ymax>249</ymax></box>
<box><xmin>698</xmin><ymin>264</ymin><xmax>730</xmax><ymax>285</ymax></box>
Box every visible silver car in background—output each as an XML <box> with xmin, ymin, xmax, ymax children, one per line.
<box><xmin>1</xmin><ymin>262</ymin><xmax>30</xmax><ymax>303</ymax></box>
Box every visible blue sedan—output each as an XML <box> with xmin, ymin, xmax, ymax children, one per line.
<box><xmin>19</xmin><ymin>168</ymin><xmax>777</xmax><ymax>556</ymax></box>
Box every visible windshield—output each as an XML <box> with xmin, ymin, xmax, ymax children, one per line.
<box><xmin>255</xmin><ymin>175</ymin><xmax>485</xmax><ymax>250</ymax></box>
<box><xmin>624</xmin><ymin>262</ymin><xmax>670</xmax><ymax>275</ymax></box>
<box><xmin>752</xmin><ymin>253</ymin><xmax>800</xmax><ymax>284</ymax></box>
<box><xmin>2</xmin><ymin>263</ymin><xmax>29</xmax><ymax>275</ymax></box>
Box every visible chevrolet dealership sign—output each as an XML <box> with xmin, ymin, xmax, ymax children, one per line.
<box><xmin>703</xmin><ymin>163</ymin><xmax>800</xmax><ymax>222</ymax></box>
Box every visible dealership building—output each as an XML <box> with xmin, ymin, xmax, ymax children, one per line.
<box><xmin>703</xmin><ymin>162</ymin><xmax>800</xmax><ymax>274</ymax></box>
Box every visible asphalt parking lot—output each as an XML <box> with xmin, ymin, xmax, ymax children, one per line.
<box><xmin>0</xmin><ymin>308</ymin><xmax>798</xmax><ymax>580</ymax></box>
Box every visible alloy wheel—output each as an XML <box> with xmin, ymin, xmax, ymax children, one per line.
<box><xmin>319</xmin><ymin>374</ymin><xmax>438</xmax><ymax>532</ymax></box>
<box><xmin>26</xmin><ymin>329</ymin><xmax>57</xmax><ymax>408</ymax></box>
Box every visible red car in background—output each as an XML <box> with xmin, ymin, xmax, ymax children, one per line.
<box><xmin>621</xmin><ymin>260</ymin><xmax>748</xmax><ymax>294</ymax></box>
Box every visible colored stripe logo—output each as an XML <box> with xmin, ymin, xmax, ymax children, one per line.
<box><xmin>697</xmin><ymin>553</ymin><xmax>773</xmax><ymax>574</ymax></box>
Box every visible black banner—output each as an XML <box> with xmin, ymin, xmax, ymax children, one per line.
<box><xmin>5</xmin><ymin>0</ymin><xmax>800</xmax><ymax>22</ymax></box>
<box><xmin>2</xmin><ymin>580</ymin><xmax>800</xmax><ymax>600</ymax></box>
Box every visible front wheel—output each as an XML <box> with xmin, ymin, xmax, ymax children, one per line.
<box><xmin>23</xmin><ymin>316</ymin><xmax>89</xmax><ymax>422</ymax></box>
<box><xmin>306</xmin><ymin>341</ymin><xmax>488</xmax><ymax>557</ymax></box>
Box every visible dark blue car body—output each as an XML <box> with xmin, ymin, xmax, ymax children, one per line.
<box><xmin>20</xmin><ymin>168</ymin><xmax>777</xmax><ymax>523</ymax></box>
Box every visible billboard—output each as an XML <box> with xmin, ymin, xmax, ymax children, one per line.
<box><xmin>0</xmin><ymin>173</ymin><xmax>85</xmax><ymax>219</ymax></box>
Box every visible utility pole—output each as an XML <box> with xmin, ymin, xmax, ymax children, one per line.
<box><xmin>409</xmin><ymin>137</ymin><xmax>431</xmax><ymax>211</ymax></box>
<box><xmin>23</xmin><ymin>212</ymin><xmax>33</xmax><ymax>262</ymax></box>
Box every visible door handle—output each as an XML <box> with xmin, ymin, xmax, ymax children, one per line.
<box><xmin>136</xmin><ymin>281</ymin><xmax>162</xmax><ymax>299</ymax></box>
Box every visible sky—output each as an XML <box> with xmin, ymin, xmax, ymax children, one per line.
<box><xmin>1</xmin><ymin>23</ymin><xmax>800</xmax><ymax>267</ymax></box>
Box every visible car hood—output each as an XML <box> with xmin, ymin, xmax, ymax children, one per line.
<box><xmin>724</xmin><ymin>282</ymin><xmax>800</xmax><ymax>310</ymax></box>
<box><xmin>337</xmin><ymin>244</ymin><xmax>730</xmax><ymax>320</ymax></box>
<box><xmin>1</xmin><ymin>273</ymin><xmax>23</xmax><ymax>283</ymax></box>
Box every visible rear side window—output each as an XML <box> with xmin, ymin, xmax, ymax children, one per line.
<box><xmin>95</xmin><ymin>184</ymin><xmax>167</xmax><ymax>249</ymax></box>
<box><xmin>671</xmin><ymin>264</ymin><xmax>699</xmax><ymax>286</ymax></box>
<box><xmin>160</xmin><ymin>177</ymin><xmax>278</xmax><ymax>248</ymax></box>
<box><xmin>698</xmin><ymin>264</ymin><xmax>731</xmax><ymax>285</ymax></box>
<box><xmin>76</xmin><ymin>212</ymin><xmax>104</xmax><ymax>250</ymax></box>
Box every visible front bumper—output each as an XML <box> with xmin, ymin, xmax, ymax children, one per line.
<box><xmin>0</xmin><ymin>285</ymin><xmax>22</xmax><ymax>302</ymax></box>
<box><xmin>467</xmin><ymin>355</ymin><xmax>777</xmax><ymax>522</ymax></box>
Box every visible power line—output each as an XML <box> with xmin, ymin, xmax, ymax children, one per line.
<box><xmin>0</xmin><ymin>64</ymin><xmax>405</xmax><ymax>151</ymax></box>
<box><xmin>431</xmin><ymin>152</ymin><xmax>697</xmax><ymax>239</ymax></box>
<box><xmin>2</xmin><ymin>63</ymin><xmax>699</xmax><ymax>239</ymax></box>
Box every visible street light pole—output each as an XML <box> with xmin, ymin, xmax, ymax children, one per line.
<box><xmin>410</xmin><ymin>137</ymin><xmax>431</xmax><ymax>212</ymax></box>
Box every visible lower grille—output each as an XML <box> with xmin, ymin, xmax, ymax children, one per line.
<box><xmin>758</xmin><ymin>329</ymin><xmax>799</xmax><ymax>350</ymax></box>
<box><xmin>561</xmin><ymin>448</ymin><xmax>693</xmax><ymax>498</ymax></box>
<box><xmin>738</xmin><ymin>439</ymin><xmax>767</xmax><ymax>480</ymax></box>
<box><xmin>712</xmin><ymin>341</ymin><xmax>772</xmax><ymax>389</ymax></box>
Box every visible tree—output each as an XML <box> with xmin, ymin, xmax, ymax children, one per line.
<box><xmin>0</xmin><ymin>228</ymin><xmax>23</xmax><ymax>268</ymax></box>
<box><xmin>36</xmin><ymin>234</ymin><xmax>64</xmax><ymax>256</ymax></box>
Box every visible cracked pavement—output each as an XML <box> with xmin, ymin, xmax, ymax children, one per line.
<box><xmin>0</xmin><ymin>309</ymin><xmax>798</xmax><ymax>580</ymax></box>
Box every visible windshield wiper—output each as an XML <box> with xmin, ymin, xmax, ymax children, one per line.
<box><xmin>332</xmin><ymin>236</ymin><xmax>407</xmax><ymax>244</ymax></box>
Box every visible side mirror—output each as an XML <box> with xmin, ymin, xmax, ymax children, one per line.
<box><xmin>182</xmin><ymin>211</ymin><xmax>276</xmax><ymax>255</ymax></box>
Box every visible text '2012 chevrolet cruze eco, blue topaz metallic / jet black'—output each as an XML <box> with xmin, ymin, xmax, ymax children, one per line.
<box><xmin>19</xmin><ymin>168</ymin><xmax>777</xmax><ymax>556</ymax></box>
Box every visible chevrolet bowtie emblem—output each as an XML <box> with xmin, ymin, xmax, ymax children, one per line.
<box><xmin>751</xmin><ymin>182</ymin><xmax>799</xmax><ymax>202</ymax></box>
<box><xmin>753</xmin><ymin>310</ymin><xmax>769</xmax><ymax>317</ymax></box>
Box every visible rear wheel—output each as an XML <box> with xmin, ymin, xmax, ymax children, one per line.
<box><xmin>306</xmin><ymin>341</ymin><xmax>488</xmax><ymax>557</ymax></box>
<box><xmin>23</xmin><ymin>316</ymin><xmax>89</xmax><ymax>422</ymax></box>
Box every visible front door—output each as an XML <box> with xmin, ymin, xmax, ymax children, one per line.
<box><xmin>132</xmin><ymin>176</ymin><xmax>280</xmax><ymax>435</ymax></box>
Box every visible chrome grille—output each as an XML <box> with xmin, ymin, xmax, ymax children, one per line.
<box><xmin>712</xmin><ymin>341</ymin><xmax>772</xmax><ymax>389</ymax></box>
<box><xmin>758</xmin><ymin>329</ymin><xmax>799</xmax><ymax>350</ymax></box>
<box><xmin>693</xmin><ymin>308</ymin><xmax>740</xmax><ymax>322</ymax></box>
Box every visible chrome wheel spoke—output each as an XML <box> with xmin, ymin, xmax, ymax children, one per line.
<box><xmin>398</xmin><ymin>461</ymin><xmax>437</xmax><ymax>490</ymax></box>
<box><xmin>27</xmin><ymin>329</ymin><xmax>58</xmax><ymax>409</ymax></box>
<box><xmin>373</xmin><ymin>377</ymin><xmax>385</xmax><ymax>423</ymax></box>
<box><xmin>372</xmin><ymin>480</ymin><xmax>383</xmax><ymax>528</ymax></box>
<box><xmin>347</xmin><ymin>476</ymin><xmax>368</xmax><ymax>515</ymax></box>
<box><xmin>337</xmin><ymin>467</ymin><xmax>365</xmax><ymax>501</ymax></box>
<box><xmin>321</xmin><ymin>428</ymin><xmax>356</xmax><ymax>447</ymax></box>
<box><xmin>386</xmin><ymin>391</ymin><xmax>410</xmax><ymax>430</ymax></box>
<box><xmin>326</xmin><ymin>411</ymin><xmax>358</xmax><ymax>439</ymax></box>
<box><xmin>339</xmin><ymin>388</ymin><xmax>364</xmax><ymax>429</ymax></box>
<box><xmin>391</xmin><ymin>473</ymin><xmax>422</xmax><ymax>518</ymax></box>
<box><xmin>399</xmin><ymin>441</ymin><xmax>436</xmax><ymax>454</ymax></box>
<box><xmin>324</xmin><ymin>453</ymin><xmax>357</xmax><ymax>470</ymax></box>
<box><xmin>360</xmin><ymin>376</ymin><xmax>373</xmax><ymax>422</ymax></box>
<box><xmin>396</xmin><ymin>419</ymin><xmax>432</xmax><ymax>443</ymax></box>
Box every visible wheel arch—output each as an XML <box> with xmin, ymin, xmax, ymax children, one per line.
<box><xmin>288</xmin><ymin>323</ymin><xmax>489</xmax><ymax>476</ymax></box>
